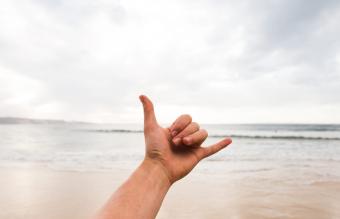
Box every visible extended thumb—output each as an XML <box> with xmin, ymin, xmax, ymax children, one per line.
<box><xmin>139</xmin><ymin>95</ymin><xmax>157</xmax><ymax>128</ymax></box>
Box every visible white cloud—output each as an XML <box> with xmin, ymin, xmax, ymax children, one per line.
<box><xmin>0</xmin><ymin>66</ymin><xmax>65</xmax><ymax>118</ymax></box>
<box><xmin>0</xmin><ymin>0</ymin><xmax>340</xmax><ymax>123</ymax></box>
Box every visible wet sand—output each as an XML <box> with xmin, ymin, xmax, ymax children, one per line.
<box><xmin>1</xmin><ymin>165</ymin><xmax>340</xmax><ymax>219</ymax></box>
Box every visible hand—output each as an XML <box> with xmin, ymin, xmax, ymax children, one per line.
<box><xmin>140</xmin><ymin>95</ymin><xmax>232</xmax><ymax>184</ymax></box>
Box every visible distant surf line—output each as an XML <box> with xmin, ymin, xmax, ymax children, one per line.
<box><xmin>83</xmin><ymin>129</ymin><xmax>340</xmax><ymax>140</ymax></box>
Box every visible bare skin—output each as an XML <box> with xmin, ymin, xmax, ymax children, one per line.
<box><xmin>95</xmin><ymin>95</ymin><xmax>232</xmax><ymax>219</ymax></box>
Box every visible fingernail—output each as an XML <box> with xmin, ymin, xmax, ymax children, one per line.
<box><xmin>171</xmin><ymin>131</ymin><xmax>177</xmax><ymax>137</ymax></box>
<box><xmin>173</xmin><ymin>138</ymin><xmax>181</xmax><ymax>145</ymax></box>
<box><xmin>183</xmin><ymin>137</ymin><xmax>191</xmax><ymax>145</ymax></box>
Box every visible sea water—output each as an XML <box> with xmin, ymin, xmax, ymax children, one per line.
<box><xmin>1</xmin><ymin>123</ymin><xmax>340</xmax><ymax>183</ymax></box>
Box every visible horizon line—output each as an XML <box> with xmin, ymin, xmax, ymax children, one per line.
<box><xmin>1</xmin><ymin>116</ymin><xmax>340</xmax><ymax>125</ymax></box>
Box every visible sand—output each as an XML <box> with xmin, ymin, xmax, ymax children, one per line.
<box><xmin>1</xmin><ymin>165</ymin><xmax>340</xmax><ymax>219</ymax></box>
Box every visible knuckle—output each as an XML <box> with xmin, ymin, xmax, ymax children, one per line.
<box><xmin>200</xmin><ymin>148</ymin><xmax>209</xmax><ymax>159</ymax></box>
<box><xmin>191</xmin><ymin>122</ymin><xmax>200</xmax><ymax>129</ymax></box>
<box><xmin>172</xmin><ymin>114</ymin><xmax>193</xmax><ymax>132</ymax></box>
<box><xmin>206</xmin><ymin>147</ymin><xmax>213</xmax><ymax>156</ymax></box>
<box><xmin>182</xmin><ymin>114</ymin><xmax>192</xmax><ymax>121</ymax></box>
<box><xmin>201</xmin><ymin>129</ymin><xmax>208</xmax><ymax>136</ymax></box>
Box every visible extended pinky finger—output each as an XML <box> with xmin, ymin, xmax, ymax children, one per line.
<box><xmin>195</xmin><ymin>138</ymin><xmax>232</xmax><ymax>160</ymax></box>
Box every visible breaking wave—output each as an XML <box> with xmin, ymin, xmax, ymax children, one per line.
<box><xmin>210</xmin><ymin>135</ymin><xmax>340</xmax><ymax>140</ymax></box>
<box><xmin>84</xmin><ymin>129</ymin><xmax>340</xmax><ymax>140</ymax></box>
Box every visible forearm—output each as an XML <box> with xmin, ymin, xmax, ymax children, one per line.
<box><xmin>95</xmin><ymin>159</ymin><xmax>171</xmax><ymax>219</ymax></box>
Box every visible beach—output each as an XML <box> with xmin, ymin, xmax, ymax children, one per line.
<box><xmin>1</xmin><ymin>164</ymin><xmax>340</xmax><ymax>219</ymax></box>
<box><xmin>1</xmin><ymin>123</ymin><xmax>340</xmax><ymax>218</ymax></box>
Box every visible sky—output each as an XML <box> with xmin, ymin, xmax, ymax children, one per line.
<box><xmin>0</xmin><ymin>0</ymin><xmax>340</xmax><ymax>124</ymax></box>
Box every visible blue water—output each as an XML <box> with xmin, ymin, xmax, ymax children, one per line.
<box><xmin>1</xmin><ymin>124</ymin><xmax>340</xmax><ymax>183</ymax></box>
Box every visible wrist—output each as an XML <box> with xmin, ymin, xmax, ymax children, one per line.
<box><xmin>140</xmin><ymin>158</ymin><xmax>172</xmax><ymax>188</ymax></box>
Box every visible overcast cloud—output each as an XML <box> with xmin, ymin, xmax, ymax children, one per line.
<box><xmin>0</xmin><ymin>0</ymin><xmax>340</xmax><ymax>123</ymax></box>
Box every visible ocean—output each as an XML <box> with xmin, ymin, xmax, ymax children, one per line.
<box><xmin>1</xmin><ymin>123</ymin><xmax>340</xmax><ymax>183</ymax></box>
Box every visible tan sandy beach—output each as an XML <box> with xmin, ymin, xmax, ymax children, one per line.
<box><xmin>1</xmin><ymin>164</ymin><xmax>340</xmax><ymax>219</ymax></box>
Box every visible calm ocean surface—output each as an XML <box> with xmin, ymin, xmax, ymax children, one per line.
<box><xmin>1</xmin><ymin>124</ymin><xmax>340</xmax><ymax>183</ymax></box>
